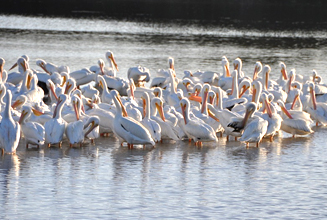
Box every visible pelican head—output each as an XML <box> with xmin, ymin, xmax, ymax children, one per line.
<box><xmin>12</xmin><ymin>95</ymin><xmax>27</xmax><ymax>110</ymax></box>
<box><xmin>253</xmin><ymin>61</ymin><xmax>262</xmax><ymax>80</ymax></box>
<box><xmin>233</xmin><ymin>57</ymin><xmax>242</xmax><ymax>71</ymax></box>
<box><xmin>168</xmin><ymin>57</ymin><xmax>174</xmax><ymax>70</ymax></box>
<box><xmin>106</xmin><ymin>50</ymin><xmax>119</xmax><ymax>71</ymax></box>
<box><xmin>98</xmin><ymin>59</ymin><xmax>105</xmax><ymax>75</ymax></box>
<box><xmin>279</xmin><ymin>62</ymin><xmax>288</xmax><ymax>80</ymax></box>
<box><xmin>36</xmin><ymin>59</ymin><xmax>49</xmax><ymax>74</ymax></box>
<box><xmin>222</xmin><ymin>56</ymin><xmax>230</xmax><ymax>77</ymax></box>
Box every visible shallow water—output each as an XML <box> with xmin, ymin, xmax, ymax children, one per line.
<box><xmin>1</xmin><ymin>15</ymin><xmax>327</xmax><ymax>219</ymax></box>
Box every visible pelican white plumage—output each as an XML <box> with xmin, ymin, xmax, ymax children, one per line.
<box><xmin>207</xmin><ymin>87</ymin><xmax>242</xmax><ymax>140</ymax></box>
<box><xmin>18</xmin><ymin>105</ymin><xmax>45</xmax><ymax>148</ymax></box>
<box><xmin>83</xmin><ymin>116</ymin><xmax>100</xmax><ymax>143</ymax></box>
<box><xmin>306</xmin><ymin>82</ymin><xmax>327</xmax><ymax>126</ymax></box>
<box><xmin>44</xmin><ymin>94</ymin><xmax>67</xmax><ymax>147</ymax></box>
<box><xmin>69</xmin><ymin>68</ymin><xmax>98</xmax><ymax>87</ymax></box>
<box><xmin>140</xmin><ymin>92</ymin><xmax>161</xmax><ymax>142</ymax></box>
<box><xmin>128</xmin><ymin>65</ymin><xmax>150</xmax><ymax>87</ymax></box>
<box><xmin>112</xmin><ymin>90</ymin><xmax>155</xmax><ymax>148</ymax></box>
<box><xmin>167</xmin><ymin>69</ymin><xmax>180</xmax><ymax>107</ymax></box>
<box><xmin>0</xmin><ymin>90</ymin><xmax>21</xmax><ymax>154</ymax></box>
<box><xmin>238</xmin><ymin>102</ymin><xmax>268</xmax><ymax>147</ymax></box>
<box><xmin>7</xmin><ymin>57</ymin><xmax>28</xmax><ymax>85</ymax></box>
<box><xmin>276</xmin><ymin>62</ymin><xmax>288</xmax><ymax>90</ymax></box>
<box><xmin>97</xmin><ymin>75</ymin><xmax>113</xmax><ymax>104</ymax></box>
<box><xmin>66</xmin><ymin>96</ymin><xmax>85</xmax><ymax>147</ymax></box>
<box><xmin>252</xmin><ymin>61</ymin><xmax>262</xmax><ymax>81</ymax></box>
<box><xmin>277</xmin><ymin>100</ymin><xmax>313</xmax><ymax>137</ymax></box>
<box><xmin>179</xmin><ymin>98</ymin><xmax>217</xmax><ymax>146</ymax></box>
<box><xmin>260</xmin><ymin>93</ymin><xmax>282</xmax><ymax>141</ymax></box>
<box><xmin>36</xmin><ymin>59</ymin><xmax>59</xmax><ymax>74</ymax></box>
<box><xmin>218</xmin><ymin>56</ymin><xmax>232</xmax><ymax>91</ymax></box>
<box><xmin>104</xmin><ymin>50</ymin><xmax>119</xmax><ymax>77</ymax></box>
<box><xmin>151</xmin><ymin>97</ymin><xmax>180</xmax><ymax>141</ymax></box>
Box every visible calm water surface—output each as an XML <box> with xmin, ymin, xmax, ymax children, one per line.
<box><xmin>1</xmin><ymin>15</ymin><xmax>327</xmax><ymax>219</ymax></box>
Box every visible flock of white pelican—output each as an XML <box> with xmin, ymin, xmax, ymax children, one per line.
<box><xmin>0</xmin><ymin>51</ymin><xmax>326</xmax><ymax>154</ymax></box>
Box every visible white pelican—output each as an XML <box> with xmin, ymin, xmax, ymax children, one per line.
<box><xmin>83</xmin><ymin>116</ymin><xmax>100</xmax><ymax>144</ymax></box>
<box><xmin>66</xmin><ymin>96</ymin><xmax>84</xmax><ymax>147</ymax></box>
<box><xmin>97</xmin><ymin>75</ymin><xmax>113</xmax><ymax>104</ymax></box>
<box><xmin>179</xmin><ymin>98</ymin><xmax>217</xmax><ymax>146</ymax></box>
<box><xmin>195</xmin><ymin>84</ymin><xmax>222</xmax><ymax>133</ymax></box>
<box><xmin>44</xmin><ymin>94</ymin><xmax>67</xmax><ymax>147</ymax></box>
<box><xmin>252</xmin><ymin>61</ymin><xmax>262</xmax><ymax>81</ymax></box>
<box><xmin>218</xmin><ymin>56</ymin><xmax>232</xmax><ymax>91</ymax></box>
<box><xmin>306</xmin><ymin>83</ymin><xmax>327</xmax><ymax>126</ymax></box>
<box><xmin>112</xmin><ymin>90</ymin><xmax>155</xmax><ymax>148</ymax></box>
<box><xmin>8</xmin><ymin>55</ymin><xmax>29</xmax><ymax>72</ymax></box>
<box><xmin>86</xmin><ymin>95</ymin><xmax>116</xmax><ymax>136</ymax></box>
<box><xmin>167</xmin><ymin>69</ymin><xmax>180</xmax><ymax>107</ymax></box>
<box><xmin>140</xmin><ymin>92</ymin><xmax>161</xmax><ymax>142</ymax></box>
<box><xmin>36</xmin><ymin>59</ymin><xmax>60</xmax><ymax>74</ymax></box>
<box><xmin>69</xmin><ymin>68</ymin><xmax>98</xmax><ymax>87</ymax></box>
<box><xmin>238</xmin><ymin>102</ymin><xmax>268</xmax><ymax>147</ymax></box>
<box><xmin>127</xmin><ymin>65</ymin><xmax>150</xmax><ymax>87</ymax></box>
<box><xmin>151</xmin><ymin>97</ymin><xmax>180</xmax><ymax>141</ymax></box>
<box><xmin>233</xmin><ymin>57</ymin><xmax>245</xmax><ymax>78</ymax></box>
<box><xmin>81</xmin><ymin>84</ymin><xmax>99</xmax><ymax>99</ymax></box>
<box><xmin>276</xmin><ymin>62</ymin><xmax>288</xmax><ymax>90</ymax></box>
<box><xmin>7</xmin><ymin>57</ymin><xmax>28</xmax><ymax>85</ymax></box>
<box><xmin>224</xmin><ymin>70</ymin><xmax>247</xmax><ymax>111</ymax></box>
<box><xmin>18</xmin><ymin>105</ymin><xmax>45</xmax><ymax>148</ymax></box>
<box><xmin>277</xmin><ymin>100</ymin><xmax>313</xmax><ymax>137</ymax></box>
<box><xmin>0</xmin><ymin>90</ymin><xmax>21</xmax><ymax>154</ymax></box>
<box><xmin>207</xmin><ymin>87</ymin><xmax>242</xmax><ymax>141</ymax></box>
<box><xmin>104</xmin><ymin>50</ymin><xmax>119</xmax><ymax>77</ymax></box>
<box><xmin>260</xmin><ymin>93</ymin><xmax>282</xmax><ymax>141</ymax></box>
<box><xmin>90</xmin><ymin>51</ymin><xmax>119</xmax><ymax>77</ymax></box>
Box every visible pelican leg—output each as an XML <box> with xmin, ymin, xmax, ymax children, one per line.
<box><xmin>189</xmin><ymin>138</ymin><xmax>192</xmax><ymax>143</ymax></box>
<box><xmin>292</xmin><ymin>134</ymin><xmax>295</xmax><ymax>138</ymax></box>
<box><xmin>26</xmin><ymin>143</ymin><xmax>29</xmax><ymax>149</ymax></box>
<box><xmin>220</xmin><ymin>132</ymin><xmax>223</xmax><ymax>138</ymax></box>
<box><xmin>47</xmin><ymin>143</ymin><xmax>50</xmax><ymax>148</ymax></box>
<box><xmin>226</xmin><ymin>135</ymin><xmax>229</xmax><ymax>141</ymax></box>
<box><xmin>131</xmin><ymin>144</ymin><xmax>134</xmax><ymax>149</ymax></box>
<box><xmin>316</xmin><ymin>122</ymin><xmax>319</xmax><ymax>127</ymax></box>
<box><xmin>91</xmin><ymin>139</ymin><xmax>94</xmax><ymax>144</ymax></box>
<box><xmin>199</xmin><ymin>142</ymin><xmax>203</xmax><ymax>147</ymax></box>
<box><xmin>59</xmin><ymin>142</ymin><xmax>62</xmax><ymax>148</ymax></box>
<box><xmin>70</xmin><ymin>143</ymin><xmax>73</xmax><ymax>148</ymax></box>
<box><xmin>235</xmin><ymin>137</ymin><xmax>237</xmax><ymax>141</ymax></box>
<box><xmin>246</xmin><ymin>142</ymin><xmax>249</xmax><ymax>148</ymax></box>
<box><xmin>37</xmin><ymin>145</ymin><xmax>39</xmax><ymax>149</ymax></box>
<box><xmin>80</xmin><ymin>143</ymin><xmax>82</xmax><ymax>148</ymax></box>
<box><xmin>270</xmin><ymin>136</ymin><xmax>273</xmax><ymax>142</ymax></box>
<box><xmin>1</xmin><ymin>148</ymin><xmax>4</xmax><ymax>155</ymax></box>
<box><xmin>256</xmin><ymin>142</ymin><xmax>259</xmax><ymax>148</ymax></box>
